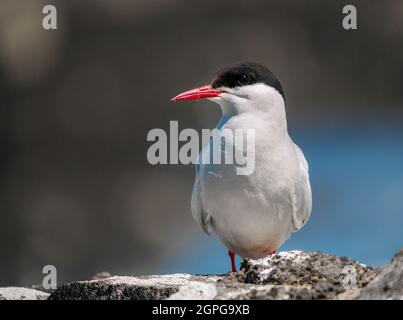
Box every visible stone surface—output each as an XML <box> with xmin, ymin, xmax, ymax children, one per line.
<box><xmin>214</xmin><ymin>250</ymin><xmax>380</xmax><ymax>300</ymax></box>
<box><xmin>48</xmin><ymin>250</ymin><xmax>380</xmax><ymax>300</ymax></box>
<box><xmin>359</xmin><ymin>249</ymin><xmax>403</xmax><ymax>300</ymax></box>
<box><xmin>4</xmin><ymin>249</ymin><xmax>402</xmax><ymax>300</ymax></box>
<box><xmin>0</xmin><ymin>287</ymin><xmax>49</xmax><ymax>300</ymax></box>
<box><xmin>233</xmin><ymin>251</ymin><xmax>379</xmax><ymax>299</ymax></box>
<box><xmin>48</xmin><ymin>274</ymin><xmax>221</xmax><ymax>300</ymax></box>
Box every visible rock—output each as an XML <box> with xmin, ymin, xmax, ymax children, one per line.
<box><xmin>235</xmin><ymin>250</ymin><xmax>379</xmax><ymax>300</ymax></box>
<box><xmin>48</xmin><ymin>250</ymin><xmax>381</xmax><ymax>300</ymax></box>
<box><xmin>334</xmin><ymin>288</ymin><xmax>361</xmax><ymax>300</ymax></box>
<box><xmin>48</xmin><ymin>274</ymin><xmax>221</xmax><ymax>300</ymax></box>
<box><xmin>8</xmin><ymin>250</ymin><xmax>401</xmax><ymax>300</ymax></box>
<box><xmin>0</xmin><ymin>287</ymin><xmax>49</xmax><ymax>300</ymax></box>
<box><xmin>359</xmin><ymin>248</ymin><xmax>403</xmax><ymax>300</ymax></box>
<box><xmin>215</xmin><ymin>250</ymin><xmax>380</xmax><ymax>300</ymax></box>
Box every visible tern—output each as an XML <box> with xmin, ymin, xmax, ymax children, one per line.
<box><xmin>172</xmin><ymin>62</ymin><xmax>312</xmax><ymax>272</ymax></box>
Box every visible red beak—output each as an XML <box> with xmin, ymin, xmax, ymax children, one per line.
<box><xmin>171</xmin><ymin>84</ymin><xmax>223</xmax><ymax>101</ymax></box>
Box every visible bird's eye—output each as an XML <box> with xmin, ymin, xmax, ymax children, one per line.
<box><xmin>236</xmin><ymin>74</ymin><xmax>250</xmax><ymax>86</ymax></box>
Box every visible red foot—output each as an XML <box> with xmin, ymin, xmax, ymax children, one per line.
<box><xmin>228</xmin><ymin>250</ymin><xmax>237</xmax><ymax>272</ymax></box>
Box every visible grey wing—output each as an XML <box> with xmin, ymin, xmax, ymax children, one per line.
<box><xmin>191</xmin><ymin>162</ymin><xmax>213</xmax><ymax>235</ymax></box>
<box><xmin>289</xmin><ymin>145</ymin><xmax>312</xmax><ymax>231</ymax></box>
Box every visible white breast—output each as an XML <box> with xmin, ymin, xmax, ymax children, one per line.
<box><xmin>191</xmin><ymin>113</ymin><xmax>311</xmax><ymax>259</ymax></box>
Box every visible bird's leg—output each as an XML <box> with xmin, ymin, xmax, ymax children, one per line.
<box><xmin>228</xmin><ymin>250</ymin><xmax>237</xmax><ymax>272</ymax></box>
<box><xmin>268</xmin><ymin>249</ymin><xmax>277</xmax><ymax>256</ymax></box>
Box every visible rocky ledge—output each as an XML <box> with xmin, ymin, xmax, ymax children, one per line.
<box><xmin>1</xmin><ymin>249</ymin><xmax>402</xmax><ymax>300</ymax></box>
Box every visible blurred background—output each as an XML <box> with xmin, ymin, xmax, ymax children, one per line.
<box><xmin>0</xmin><ymin>0</ymin><xmax>402</xmax><ymax>286</ymax></box>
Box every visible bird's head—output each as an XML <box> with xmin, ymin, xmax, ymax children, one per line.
<box><xmin>171</xmin><ymin>61</ymin><xmax>285</xmax><ymax>116</ymax></box>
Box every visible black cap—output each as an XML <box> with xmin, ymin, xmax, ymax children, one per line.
<box><xmin>211</xmin><ymin>61</ymin><xmax>284</xmax><ymax>100</ymax></box>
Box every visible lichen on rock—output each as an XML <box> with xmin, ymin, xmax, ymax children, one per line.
<box><xmin>2</xmin><ymin>249</ymin><xmax>402</xmax><ymax>300</ymax></box>
<box><xmin>0</xmin><ymin>287</ymin><xmax>50</xmax><ymax>300</ymax></box>
<box><xmin>359</xmin><ymin>248</ymin><xmax>403</xmax><ymax>300</ymax></box>
<box><xmin>225</xmin><ymin>250</ymin><xmax>379</xmax><ymax>299</ymax></box>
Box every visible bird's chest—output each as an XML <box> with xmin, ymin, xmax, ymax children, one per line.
<box><xmin>200</xmin><ymin>142</ymin><xmax>298</xmax><ymax>191</ymax></box>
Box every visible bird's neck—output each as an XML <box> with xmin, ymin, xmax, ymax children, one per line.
<box><xmin>217</xmin><ymin>99</ymin><xmax>289</xmax><ymax>138</ymax></box>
